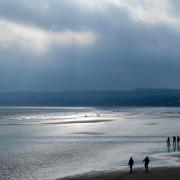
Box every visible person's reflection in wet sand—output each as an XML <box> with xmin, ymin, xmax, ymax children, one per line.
<box><xmin>167</xmin><ymin>144</ymin><xmax>171</xmax><ymax>153</ymax></box>
<box><xmin>173</xmin><ymin>145</ymin><xmax>176</xmax><ymax>152</ymax></box>
<box><xmin>177</xmin><ymin>143</ymin><xmax>180</xmax><ymax>151</ymax></box>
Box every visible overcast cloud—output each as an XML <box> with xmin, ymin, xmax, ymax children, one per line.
<box><xmin>1</xmin><ymin>0</ymin><xmax>180</xmax><ymax>91</ymax></box>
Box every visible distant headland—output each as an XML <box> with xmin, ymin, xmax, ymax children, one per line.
<box><xmin>1</xmin><ymin>89</ymin><xmax>180</xmax><ymax>106</ymax></box>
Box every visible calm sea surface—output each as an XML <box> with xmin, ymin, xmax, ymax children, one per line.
<box><xmin>0</xmin><ymin>107</ymin><xmax>180</xmax><ymax>179</ymax></box>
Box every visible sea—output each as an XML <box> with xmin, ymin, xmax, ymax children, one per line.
<box><xmin>0</xmin><ymin>107</ymin><xmax>180</xmax><ymax>180</ymax></box>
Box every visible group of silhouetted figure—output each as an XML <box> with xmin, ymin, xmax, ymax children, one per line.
<box><xmin>128</xmin><ymin>156</ymin><xmax>150</xmax><ymax>173</ymax></box>
<box><xmin>127</xmin><ymin>137</ymin><xmax>180</xmax><ymax>173</ymax></box>
<box><xmin>167</xmin><ymin>136</ymin><xmax>180</xmax><ymax>147</ymax></box>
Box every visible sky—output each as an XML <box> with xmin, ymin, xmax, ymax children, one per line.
<box><xmin>1</xmin><ymin>0</ymin><xmax>180</xmax><ymax>91</ymax></box>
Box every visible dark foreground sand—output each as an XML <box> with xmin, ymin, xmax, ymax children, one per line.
<box><xmin>57</xmin><ymin>167</ymin><xmax>180</xmax><ymax>180</ymax></box>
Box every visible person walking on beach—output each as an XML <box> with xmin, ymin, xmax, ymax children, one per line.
<box><xmin>167</xmin><ymin>137</ymin><xmax>171</xmax><ymax>147</ymax></box>
<box><xmin>177</xmin><ymin>136</ymin><xmax>180</xmax><ymax>145</ymax></box>
<box><xmin>128</xmin><ymin>157</ymin><xmax>134</xmax><ymax>173</ymax></box>
<box><xmin>173</xmin><ymin>136</ymin><xmax>176</xmax><ymax>146</ymax></box>
<box><xmin>143</xmin><ymin>156</ymin><xmax>150</xmax><ymax>172</ymax></box>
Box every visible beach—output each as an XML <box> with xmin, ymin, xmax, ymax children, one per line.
<box><xmin>1</xmin><ymin>107</ymin><xmax>180</xmax><ymax>179</ymax></box>
<box><xmin>58</xmin><ymin>167</ymin><xmax>180</xmax><ymax>180</ymax></box>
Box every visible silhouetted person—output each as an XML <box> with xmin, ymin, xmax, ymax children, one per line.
<box><xmin>167</xmin><ymin>137</ymin><xmax>171</xmax><ymax>147</ymax></box>
<box><xmin>128</xmin><ymin>157</ymin><xmax>134</xmax><ymax>173</ymax></box>
<box><xmin>177</xmin><ymin>136</ymin><xmax>180</xmax><ymax>145</ymax></box>
<box><xmin>167</xmin><ymin>137</ymin><xmax>171</xmax><ymax>152</ymax></box>
<box><xmin>173</xmin><ymin>136</ymin><xmax>176</xmax><ymax>146</ymax></box>
<box><xmin>143</xmin><ymin>156</ymin><xmax>150</xmax><ymax>172</ymax></box>
<box><xmin>96</xmin><ymin>113</ymin><xmax>100</xmax><ymax>117</ymax></box>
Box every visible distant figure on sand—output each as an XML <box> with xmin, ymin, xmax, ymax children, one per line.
<box><xmin>173</xmin><ymin>136</ymin><xmax>176</xmax><ymax>146</ymax></box>
<box><xmin>143</xmin><ymin>156</ymin><xmax>150</xmax><ymax>172</ymax></box>
<box><xmin>177</xmin><ymin>136</ymin><xmax>180</xmax><ymax>145</ymax></box>
<box><xmin>167</xmin><ymin>137</ymin><xmax>171</xmax><ymax>147</ymax></box>
<box><xmin>128</xmin><ymin>157</ymin><xmax>134</xmax><ymax>173</ymax></box>
<box><xmin>96</xmin><ymin>113</ymin><xmax>100</xmax><ymax>117</ymax></box>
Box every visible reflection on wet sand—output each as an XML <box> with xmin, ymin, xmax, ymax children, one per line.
<box><xmin>0</xmin><ymin>119</ymin><xmax>114</xmax><ymax>126</ymax></box>
<box><xmin>167</xmin><ymin>143</ymin><xmax>180</xmax><ymax>153</ymax></box>
<box><xmin>73</xmin><ymin>132</ymin><xmax>104</xmax><ymax>135</ymax></box>
<box><xmin>42</xmin><ymin>119</ymin><xmax>114</xmax><ymax>125</ymax></box>
<box><xmin>145</xmin><ymin>123</ymin><xmax>160</xmax><ymax>126</ymax></box>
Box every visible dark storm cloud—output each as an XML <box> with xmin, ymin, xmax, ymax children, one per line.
<box><xmin>0</xmin><ymin>0</ymin><xmax>180</xmax><ymax>91</ymax></box>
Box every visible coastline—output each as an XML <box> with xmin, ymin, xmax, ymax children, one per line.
<box><xmin>57</xmin><ymin>167</ymin><xmax>180</xmax><ymax>180</ymax></box>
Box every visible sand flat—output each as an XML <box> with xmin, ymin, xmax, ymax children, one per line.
<box><xmin>57</xmin><ymin>167</ymin><xmax>180</xmax><ymax>180</ymax></box>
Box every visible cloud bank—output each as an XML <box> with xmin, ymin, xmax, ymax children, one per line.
<box><xmin>0</xmin><ymin>0</ymin><xmax>180</xmax><ymax>91</ymax></box>
<box><xmin>0</xmin><ymin>18</ymin><xmax>96</xmax><ymax>55</ymax></box>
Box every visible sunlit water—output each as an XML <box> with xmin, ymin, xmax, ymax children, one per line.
<box><xmin>0</xmin><ymin>107</ymin><xmax>180</xmax><ymax>180</ymax></box>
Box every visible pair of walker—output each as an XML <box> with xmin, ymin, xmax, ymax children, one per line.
<box><xmin>128</xmin><ymin>156</ymin><xmax>150</xmax><ymax>173</ymax></box>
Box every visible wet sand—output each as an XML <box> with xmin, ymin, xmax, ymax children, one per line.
<box><xmin>43</xmin><ymin>119</ymin><xmax>113</xmax><ymax>125</ymax></box>
<box><xmin>57</xmin><ymin>167</ymin><xmax>180</xmax><ymax>180</ymax></box>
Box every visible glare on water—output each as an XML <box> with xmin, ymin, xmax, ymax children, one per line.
<box><xmin>0</xmin><ymin>107</ymin><xmax>180</xmax><ymax>179</ymax></box>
